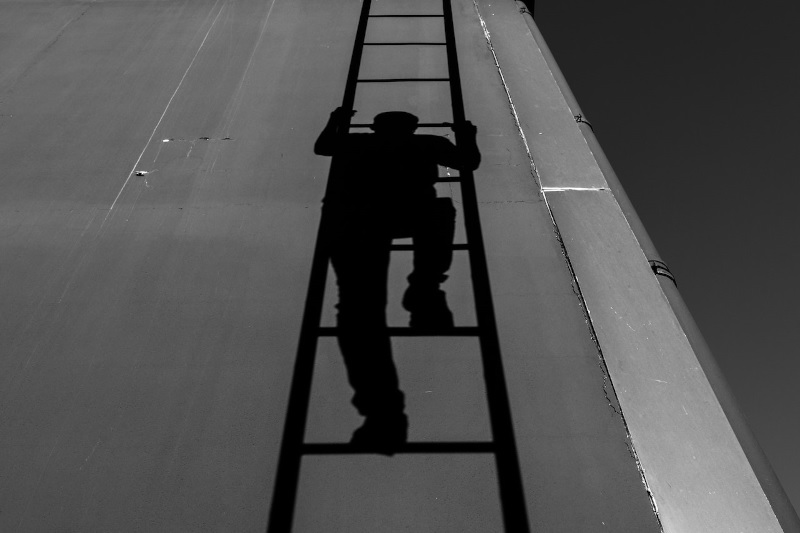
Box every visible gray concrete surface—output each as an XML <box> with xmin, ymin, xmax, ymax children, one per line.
<box><xmin>1</xmin><ymin>1</ymin><xmax>662</xmax><ymax>531</ymax></box>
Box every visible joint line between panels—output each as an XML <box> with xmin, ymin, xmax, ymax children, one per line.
<box><xmin>102</xmin><ymin>0</ymin><xmax>227</xmax><ymax>228</ymax></box>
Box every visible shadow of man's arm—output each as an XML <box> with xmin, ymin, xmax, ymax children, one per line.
<box><xmin>314</xmin><ymin>108</ymin><xmax>354</xmax><ymax>156</ymax></box>
<box><xmin>435</xmin><ymin>121</ymin><xmax>480</xmax><ymax>171</ymax></box>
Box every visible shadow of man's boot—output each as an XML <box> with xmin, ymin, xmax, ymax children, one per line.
<box><xmin>349</xmin><ymin>383</ymin><xmax>408</xmax><ymax>456</ymax></box>
<box><xmin>351</xmin><ymin>411</ymin><xmax>409</xmax><ymax>456</ymax></box>
<box><xmin>338</xmin><ymin>330</ymin><xmax>408</xmax><ymax>456</ymax></box>
<box><xmin>402</xmin><ymin>281</ymin><xmax>454</xmax><ymax>329</ymax></box>
<box><xmin>401</xmin><ymin>198</ymin><xmax>456</xmax><ymax>329</ymax></box>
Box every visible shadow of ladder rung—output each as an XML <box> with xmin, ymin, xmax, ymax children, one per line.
<box><xmin>266</xmin><ymin>1</ymin><xmax>531</xmax><ymax>532</ymax></box>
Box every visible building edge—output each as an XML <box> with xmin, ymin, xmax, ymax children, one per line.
<box><xmin>514</xmin><ymin>2</ymin><xmax>800</xmax><ymax>531</ymax></box>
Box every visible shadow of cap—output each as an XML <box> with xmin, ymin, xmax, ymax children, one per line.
<box><xmin>370</xmin><ymin>111</ymin><xmax>419</xmax><ymax>134</ymax></box>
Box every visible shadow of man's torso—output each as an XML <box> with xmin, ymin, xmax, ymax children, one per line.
<box><xmin>324</xmin><ymin>133</ymin><xmax>459</xmax><ymax>228</ymax></box>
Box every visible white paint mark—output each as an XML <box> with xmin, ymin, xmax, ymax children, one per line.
<box><xmin>102</xmin><ymin>0</ymin><xmax>226</xmax><ymax>227</ymax></box>
<box><xmin>541</xmin><ymin>187</ymin><xmax>609</xmax><ymax>192</ymax></box>
<box><xmin>653</xmin><ymin>379</ymin><xmax>668</xmax><ymax>384</ymax></box>
<box><xmin>80</xmin><ymin>440</ymin><xmax>102</xmax><ymax>470</ymax></box>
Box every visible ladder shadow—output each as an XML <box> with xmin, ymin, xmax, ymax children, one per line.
<box><xmin>267</xmin><ymin>1</ymin><xmax>531</xmax><ymax>531</ymax></box>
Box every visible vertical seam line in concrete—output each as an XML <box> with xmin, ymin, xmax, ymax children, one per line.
<box><xmin>7</xmin><ymin>0</ymin><xmax>99</xmax><ymax>91</ymax></box>
<box><xmin>101</xmin><ymin>0</ymin><xmax>226</xmax><ymax>228</ymax></box>
<box><xmin>540</xmin><ymin>192</ymin><xmax>664</xmax><ymax>532</ymax></box>
<box><xmin>471</xmin><ymin>1</ymin><xmax>664</xmax><ymax>528</ymax></box>
<box><xmin>220</xmin><ymin>0</ymin><xmax>279</xmax><ymax>137</ymax></box>
<box><xmin>471</xmin><ymin>0</ymin><xmax>540</xmax><ymax>191</ymax></box>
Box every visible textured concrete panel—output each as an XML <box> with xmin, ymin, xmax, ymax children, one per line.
<box><xmin>361</xmin><ymin>45</ymin><xmax>449</xmax><ymax>81</ymax></box>
<box><xmin>455</xmin><ymin>6</ymin><xmax>660</xmax><ymax>528</ymax></box>
<box><xmin>365</xmin><ymin>18</ymin><xmax>446</xmax><ymax>44</ymax></box>
<box><xmin>1</xmin><ymin>0</ymin><xmax>662</xmax><ymax>531</ymax></box>
<box><xmin>546</xmin><ymin>190</ymin><xmax>782</xmax><ymax>532</ymax></box>
<box><xmin>474</xmin><ymin>0</ymin><xmax>607</xmax><ymax>190</ymax></box>
<box><xmin>0</xmin><ymin>1</ymin><xmax>354</xmax><ymax>530</ymax></box>
<box><xmin>295</xmin><ymin>455</ymin><xmax>503</xmax><ymax>533</ymax></box>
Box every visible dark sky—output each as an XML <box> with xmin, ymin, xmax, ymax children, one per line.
<box><xmin>533</xmin><ymin>0</ymin><xmax>800</xmax><ymax>513</ymax></box>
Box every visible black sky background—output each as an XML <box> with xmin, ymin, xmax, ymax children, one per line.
<box><xmin>531</xmin><ymin>0</ymin><xmax>800</xmax><ymax>512</ymax></box>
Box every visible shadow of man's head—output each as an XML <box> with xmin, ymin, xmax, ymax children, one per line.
<box><xmin>369</xmin><ymin>111</ymin><xmax>419</xmax><ymax>137</ymax></box>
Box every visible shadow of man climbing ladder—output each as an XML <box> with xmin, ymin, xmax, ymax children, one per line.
<box><xmin>268</xmin><ymin>0</ymin><xmax>531</xmax><ymax>531</ymax></box>
<box><xmin>315</xmin><ymin>107</ymin><xmax>480</xmax><ymax>453</ymax></box>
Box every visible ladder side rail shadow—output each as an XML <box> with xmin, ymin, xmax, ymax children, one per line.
<box><xmin>266</xmin><ymin>0</ymin><xmax>373</xmax><ymax>531</ymax></box>
<box><xmin>440</xmin><ymin>0</ymin><xmax>531</xmax><ymax>531</ymax></box>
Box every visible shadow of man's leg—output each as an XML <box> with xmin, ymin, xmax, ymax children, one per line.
<box><xmin>330</xmin><ymin>224</ymin><xmax>407</xmax><ymax>452</ymax></box>
<box><xmin>402</xmin><ymin>197</ymin><xmax>457</xmax><ymax>328</ymax></box>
